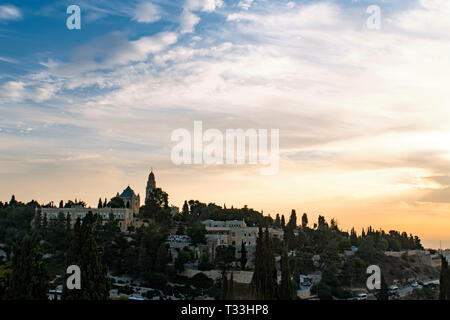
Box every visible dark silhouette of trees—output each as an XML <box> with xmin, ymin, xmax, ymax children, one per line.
<box><xmin>7</xmin><ymin>233</ymin><xmax>48</xmax><ymax>300</ymax></box>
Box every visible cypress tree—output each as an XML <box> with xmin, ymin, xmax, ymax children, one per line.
<box><xmin>439</xmin><ymin>255</ymin><xmax>450</xmax><ymax>300</ymax></box>
<box><xmin>98</xmin><ymin>198</ymin><xmax>103</xmax><ymax>208</ymax></box>
<box><xmin>251</xmin><ymin>227</ymin><xmax>278</xmax><ymax>300</ymax></box>
<box><xmin>279</xmin><ymin>244</ymin><xmax>293</xmax><ymax>300</ymax></box>
<box><xmin>281</xmin><ymin>215</ymin><xmax>286</xmax><ymax>229</ymax></box>
<box><xmin>274</xmin><ymin>214</ymin><xmax>281</xmax><ymax>228</ymax></box>
<box><xmin>264</xmin><ymin>227</ymin><xmax>277</xmax><ymax>300</ymax></box>
<box><xmin>7</xmin><ymin>233</ymin><xmax>49</xmax><ymax>300</ymax></box>
<box><xmin>288</xmin><ymin>210</ymin><xmax>297</xmax><ymax>229</ymax></box>
<box><xmin>182</xmin><ymin>201</ymin><xmax>189</xmax><ymax>216</ymax></box>
<box><xmin>251</xmin><ymin>227</ymin><xmax>265</xmax><ymax>299</ymax></box>
<box><xmin>240</xmin><ymin>240</ymin><xmax>247</xmax><ymax>270</ymax></box>
<box><xmin>376</xmin><ymin>273</ymin><xmax>389</xmax><ymax>300</ymax></box>
<box><xmin>301</xmin><ymin>213</ymin><xmax>308</xmax><ymax>228</ymax></box>
<box><xmin>221</xmin><ymin>270</ymin><xmax>228</xmax><ymax>300</ymax></box>
<box><xmin>64</xmin><ymin>213</ymin><xmax>110</xmax><ymax>300</ymax></box>
<box><xmin>228</xmin><ymin>271</ymin><xmax>234</xmax><ymax>300</ymax></box>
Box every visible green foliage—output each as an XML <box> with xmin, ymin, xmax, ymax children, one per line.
<box><xmin>251</xmin><ymin>227</ymin><xmax>278</xmax><ymax>299</ymax></box>
<box><xmin>279</xmin><ymin>244</ymin><xmax>293</xmax><ymax>300</ymax></box>
<box><xmin>375</xmin><ymin>273</ymin><xmax>389</xmax><ymax>301</ymax></box>
<box><xmin>199</xmin><ymin>251</ymin><xmax>214</xmax><ymax>271</ymax></box>
<box><xmin>0</xmin><ymin>198</ymin><xmax>37</xmax><ymax>245</ymax></box>
<box><xmin>240</xmin><ymin>241</ymin><xmax>247</xmax><ymax>269</ymax></box>
<box><xmin>439</xmin><ymin>256</ymin><xmax>450</xmax><ymax>300</ymax></box>
<box><xmin>187</xmin><ymin>222</ymin><xmax>207</xmax><ymax>246</ymax></box>
<box><xmin>215</xmin><ymin>245</ymin><xmax>235</xmax><ymax>270</ymax></box>
<box><xmin>190</xmin><ymin>272</ymin><xmax>213</xmax><ymax>290</ymax></box>
<box><xmin>175</xmin><ymin>246</ymin><xmax>194</xmax><ymax>273</ymax></box>
<box><xmin>107</xmin><ymin>197</ymin><xmax>125</xmax><ymax>208</ymax></box>
<box><xmin>7</xmin><ymin>233</ymin><xmax>49</xmax><ymax>300</ymax></box>
<box><xmin>301</xmin><ymin>213</ymin><xmax>308</xmax><ymax>228</ymax></box>
<box><xmin>0</xmin><ymin>261</ymin><xmax>12</xmax><ymax>299</ymax></box>
<box><xmin>64</xmin><ymin>213</ymin><xmax>110</xmax><ymax>300</ymax></box>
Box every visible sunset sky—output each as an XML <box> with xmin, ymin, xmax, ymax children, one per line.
<box><xmin>1</xmin><ymin>0</ymin><xmax>450</xmax><ymax>249</ymax></box>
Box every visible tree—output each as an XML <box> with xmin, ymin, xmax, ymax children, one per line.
<box><xmin>285</xmin><ymin>210</ymin><xmax>297</xmax><ymax>250</ymax></box>
<box><xmin>176</xmin><ymin>225</ymin><xmax>185</xmax><ymax>235</ymax></box>
<box><xmin>228</xmin><ymin>271</ymin><xmax>234</xmax><ymax>300</ymax></box>
<box><xmin>240</xmin><ymin>240</ymin><xmax>247</xmax><ymax>270</ymax></box>
<box><xmin>251</xmin><ymin>227</ymin><xmax>265</xmax><ymax>299</ymax></box>
<box><xmin>221</xmin><ymin>270</ymin><xmax>228</xmax><ymax>300</ymax></box>
<box><xmin>9</xmin><ymin>195</ymin><xmax>18</xmax><ymax>206</ymax></box>
<box><xmin>274</xmin><ymin>214</ymin><xmax>281</xmax><ymax>228</ymax></box>
<box><xmin>145</xmin><ymin>187</ymin><xmax>169</xmax><ymax>210</ymax></box>
<box><xmin>108</xmin><ymin>196</ymin><xmax>125</xmax><ymax>208</ymax></box>
<box><xmin>64</xmin><ymin>213</ymin><xmax>110</xmax><ymax>300</ymax></box>
<box><xmin>215</xmin><ymin>245</ymin><xmax>235</xmax><ymax>270</ymax></box>
<box><xmin>7</xmin><ymin>233</ymin><xmax>49</xmax><ymax>300</ymax></box>
<box><xmin>318</xmin><ymin>215</ymin><xmax>327</xmax><ymax>229</ymax></box>
<box><xmin>199</xmin><ymin>251</ymin><xmax>214</xmax><ymax>271</ymax></box>
<box><xmin>190</xmin><ymin>272</ymin><xmax>213</xmax><ymax>291</ymax></box>
<box><xmin>182</xmin><ymin>201</ymin><xmax>189</xmax><ymax>217</ymax></box>
<box><xmin>97</xmin><ymin>198</ymin><xmax>103</xmax><ymax>208</ymax></box>
<box><xmin>279</xmin><ymin>244</ymin><xmax>293</xmax><ymax>300</ymax></box>
<box><xmin>251</xmin><ymin>227</ymin><xmax>277</xmax><ymax>299</ymax></box>
<box><xmin>154</xmin><ymin>243</ymin><xmax>169</xmax><ymax>273</ymax></box>
<box><xmin>187</xmin><ymin>222</ymin><xmax>207</xmax><ymax>246</ymax></box>
<box><xmin>439</xmin><ymin>255</ymin><xmax>450</xmax><ymax>300</ymax></box>
<box><xmin>287</xmin><ymin>209</ymin><xmax>297</xmax><ymax>229</ymax></box>
<box><xmin>376</xmin><ymin>273</ymin><xmax>389</xmax><ymax>301</ymax></box>
<box><xmin>301</xmin><ymin>213</ymin><xmax>308</xmax><ymax>228</ymax></box>
<box><xmin>281</xmin><ymin>215</ymin><xmax>286</xmax><ymax>229</ymax></box>
<box><xmin>175</xmin><ymin>247</ymin><xmax>194</xmax><ymax>273</ymax></box>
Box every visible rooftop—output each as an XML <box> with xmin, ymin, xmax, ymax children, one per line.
<box><xmin>120</xmin><ymin>186</ymin><xmax>136</xmax><ymax>198</ymax></box>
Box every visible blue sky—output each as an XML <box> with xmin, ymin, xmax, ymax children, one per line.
<box><xmin>1</xmin><ymin>0</ymin><xmax>450</xmax><ymax>248</ymax></box>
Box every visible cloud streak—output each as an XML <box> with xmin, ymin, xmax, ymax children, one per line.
<box><xmin>0</xmin><ymin>5</ymin><xmax>21</xmax><ymax>21</ymax></box>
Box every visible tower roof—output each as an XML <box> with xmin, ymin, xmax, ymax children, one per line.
<box><xmin>120</xmin><ymin>186</ymin><xmax>136</xmax><ymax>198</ymax></box>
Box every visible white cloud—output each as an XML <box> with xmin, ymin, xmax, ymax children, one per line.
<box><xmin>180</xmin><ymin>0</ymin><xmax>224</xmax><ymax>33</ymax></box>
<box><xmin>0</xmin><ymin>81</ymin><xmax>25</xmax><ymax>101</ymax></box>
<box><xmin>286</xmin><ymin>2</ymin><xmax>295</xmax><ymax>9</ymax></box>
<box><xmin>0</xmin><ymin>5</ymin><xmax>21</xmax><ymax>21</ymax></box>
<box><xmin>0</xmin><ymin>56</ymin><xmax>18</xmax><ymax>64</ymax></box>
<box><xmin>180</xmin><ymin>10</ymin><xmax>201</xmax><ymax>34</ymax></box>
<box><xmin>238</xmin><ymin>0</ymin><xmax>254</xmax><ymax>11</ymax></box>
<box><xmin>132</xmin><ymin>2</ymin><xmax>161</xmax><ymax>23</ymax></box>
<box><xmin>185</xmin><ymin>0</ymin><xmax>224</xmax><ymax>12</ymax></box>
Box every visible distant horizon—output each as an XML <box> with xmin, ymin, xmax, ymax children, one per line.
<box><xmin>2</xmin><ymin>172</ymin><xmax>449</xmax><ymax>251</ymax></box>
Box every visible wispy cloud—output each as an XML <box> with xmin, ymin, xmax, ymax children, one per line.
<box><xmin>0</xmin><ymin>4</ymin><xmax>22</xmax><ymax>21</ymax></box>
<box><xmin>180</xmin><ymin>0</ymin><xmax>224</xmax><ymax>33</ymax></box>
<box><xmin>132</xmin><ymin>2</ymin><xmax>161</xmax><ymax>23</ymax></box>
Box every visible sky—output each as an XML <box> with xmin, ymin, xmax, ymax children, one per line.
<box><xmin>1</xmin><ymin>0</ymin><xmax>450</xmax><ymax>249</ymax></box>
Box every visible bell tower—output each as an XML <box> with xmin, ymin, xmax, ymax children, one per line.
<box><xmin>145</xmin><ymin>169</ymin><xmax>156</xmax><ymax>204</ymax></box>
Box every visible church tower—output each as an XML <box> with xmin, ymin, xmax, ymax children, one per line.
<box><xmin>145</xmin><ymin>170</ymin><xmax>156</xmax><ymax>204</ymax></box>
